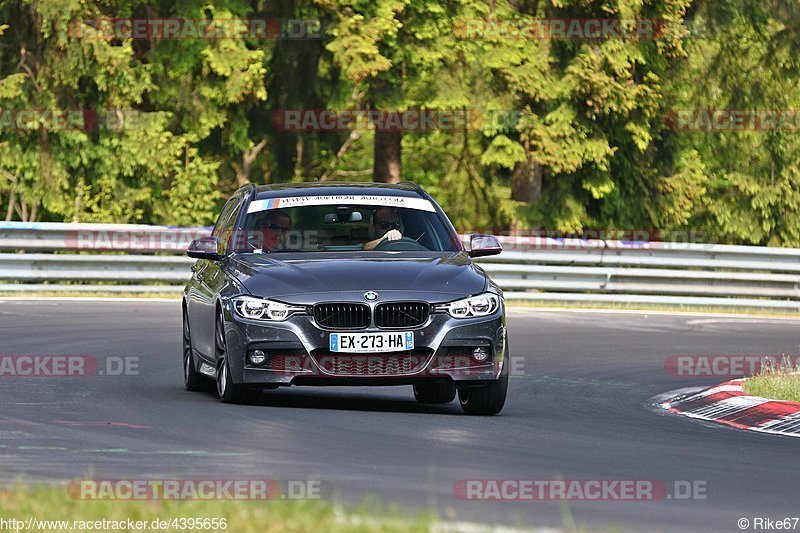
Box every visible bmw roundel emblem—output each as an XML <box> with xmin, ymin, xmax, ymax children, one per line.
<box><xmin>364</xmin><ymin>291</ymin><xmax>379</xmax><ymax>302</ymax></box>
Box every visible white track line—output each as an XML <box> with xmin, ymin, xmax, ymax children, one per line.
<box><xmin>0</xmin><ymin>297</ymin><xmax>179</xmax><ymax>303</ymax></box>
<box><xmin>507</xmin><ymin>306</ymin><xmax>800</xmax><ymax>321</ymax></box>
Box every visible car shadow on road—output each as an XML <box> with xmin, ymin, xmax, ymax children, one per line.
<box><xmin>193</xmin><ymin>387</ymin><xmax>464</xmax><ymax>415</ymax></box>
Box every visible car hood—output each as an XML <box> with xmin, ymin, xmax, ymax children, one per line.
<box><xmin>229</xmin><ymin>252</ymin><xmax>487</xmax><ymax>303</ymax></box>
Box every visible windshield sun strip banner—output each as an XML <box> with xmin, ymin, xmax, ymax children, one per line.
<box><xmin>246</xmin><ymin>195</ymin><xmax>436</xmax><ymax>213</ymax></box>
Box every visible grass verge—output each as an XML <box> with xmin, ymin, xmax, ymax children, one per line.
<box><xmin>0</xmin><ymin>483</ymin><xmax>437</xmax><ymax>532</ymax></box>
<box><xmin>743</xmin><ymin>359</ymin><xmax>800</xmax><ymax>402</ymax></box>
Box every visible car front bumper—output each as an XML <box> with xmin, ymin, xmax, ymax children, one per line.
<box><xmin>220</xmin><ymin>302</ymin><xmax>507</xmax><ymax>387</ymax></box>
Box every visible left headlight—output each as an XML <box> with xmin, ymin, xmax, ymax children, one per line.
<box><xmin>436</xmin><ymin>292</ymin><xmax>501</xmax><ymax>319</ymax></box>
<box><xmin>232</xmin><ymin>296</ymin><xmax>305</xmax><ymax>321</ymax></box>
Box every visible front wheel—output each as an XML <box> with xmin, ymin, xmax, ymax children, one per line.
<box><xmin>216</xmin><ymin>356</ymin><xmax>249</xmax><ymax>404</ymax></box>
<box><xmin>458</xmin><ymin>363</ymin><xmax>508</xmax><ymax>415</ymax></box>
<box><xmin>215</xmin><ymin>310</ymin><xmax>249</xmax><ymax>404</ymax></box>
<box><xmin>183</xmin><ymin>308</ymin><xmax>212</xmax><ymax>392</ymax></box>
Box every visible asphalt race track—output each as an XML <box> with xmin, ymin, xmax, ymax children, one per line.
<box><xmin>1</xmin><ymin>300</ymin><xmax>799</xmax><ymax>532</ymax></box>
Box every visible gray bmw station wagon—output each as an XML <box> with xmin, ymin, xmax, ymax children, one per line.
<box><xmin>183</xmin><ymin>182</ymin><xmax>508</xmax><ymax>415</ymax></box>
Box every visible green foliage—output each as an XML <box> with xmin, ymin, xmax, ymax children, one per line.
<box><xmin>480</xmin><ymin>135</ymin><xmax>528</xmax><ymax>169</ymax></box>
<box><xmin>673</xmin><ymin>0</ymin><xmax>800</xmax><ymax>245</ymax></box>
<box><xmin>0</xmin><ymin>0</ymin><xmax>264</xmax><ymax>224</ymax></box>
<box><xmin>0</xmin><ymin>0</ymin><xmax>798</xmax><ymax>245</ymax></box>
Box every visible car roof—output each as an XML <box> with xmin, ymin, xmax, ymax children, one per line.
<box><xmin>252</xmin><ymin>181</ymin><xmax>426</xmax><ymax>200</ymax></box>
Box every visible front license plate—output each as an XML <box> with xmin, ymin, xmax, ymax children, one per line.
<box><xmin>329</xmin><ymin>332</ymin><xmax>414</xmax><ymax>353</ymax></box>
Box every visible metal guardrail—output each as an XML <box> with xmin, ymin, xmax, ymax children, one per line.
<box><xmin>0</xmin><ymin>222</ymin><xmax>209</xmax><ymax>253</ymax></box>
<box><xmin>1</xmin><ymin>222</ymin><xmax>799</xmax><ymax>309</ymax></box>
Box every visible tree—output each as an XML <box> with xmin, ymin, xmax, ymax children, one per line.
<box><xmin>0</xmin><ymin>0</ymin><xmax>266</xmax><ymax>225</ymax></box>
<box><xmin>674</xmin><ymin>0</ymin><xmax>800</xmax><ymax>245</ymax></box>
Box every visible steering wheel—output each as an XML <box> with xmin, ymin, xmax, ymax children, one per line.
<box><xmin>374</xmin><ymin>237</ymin><xmax>429</xmax><ymax>251</ymax></box>
<box><xmin>269</xmin><ymin>248</ymin><xmax>304</xmax><ymax>253</ymax></box>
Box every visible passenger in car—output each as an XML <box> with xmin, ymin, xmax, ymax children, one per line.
<box><xmin>364</xmin><ymin>207</ymin><xmax>403</xmax><ymax>250</ymax></box>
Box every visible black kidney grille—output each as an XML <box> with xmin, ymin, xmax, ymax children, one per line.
<box><xmin>313</xmin><ymin>303</ymin><xmax>370</xmax><ymax>329</ymax></box>
<box><xmin>375</xmin><ymin>302</ymin><xmax>430</xmax><ymax>328</ymax></box>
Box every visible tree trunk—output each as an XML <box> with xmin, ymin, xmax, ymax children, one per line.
<box><xmin>234</xmin><ymin>138</ymin><xmax>267</xmax><ymax>187</ymax></box>
<box><xmin>511</xmin><ymin>154</ymin><xmax>543</xmax><ymax>204</ymax></box>
<box><xmin>373</xmin><ymin>130</ymin><xmax>402</xmax><ymax>183</ymax></box>
<box><xmin>293</xmin><ymin>135</ymin><xmax>304</xmax><ymax>181</ymax></box>
<box><xmin>5</xmin><ymin>190</ymin><xmax>14</xmax><ymax>221</ymax></box>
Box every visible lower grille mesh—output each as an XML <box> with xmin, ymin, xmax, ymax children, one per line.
<box><xmin>266</xmin><ymin>355</ymin><xmax>307</xmax><ymax>372</ymax></box>
<box><xmin>313</xmin><ymin>351</ymin><xmax>431</xmax><ymax>376</ymax></box>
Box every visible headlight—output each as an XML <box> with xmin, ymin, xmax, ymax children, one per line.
<box><xmin>233</xmin><ymin>297</ymin><xmax>304</xmax><ymax>321</ymax></box>
<box><xmin>437</xmin><ymin>292</ymin><xmax>500</xmax><ymax>319</ymax></box>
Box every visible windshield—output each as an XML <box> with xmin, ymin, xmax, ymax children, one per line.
<box><xmin>232</xmin><ymin>196</ymin><xmax>459</xmax><ymax>253</ymax></box>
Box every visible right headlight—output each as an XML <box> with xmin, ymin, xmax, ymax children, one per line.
<box><xmin>436</xmin><ymin>292</ymin><xmax>500</xmax><ymax>319</ymax></box>
<box><xmin>232</xmin><ymin>296</ymin><xmax>305</xmax><ymax>321</ymax></box>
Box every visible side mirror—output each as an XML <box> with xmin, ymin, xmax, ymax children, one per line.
<box><xmin>468</xmin><ymin>233</ymin><xmax>502</xmax><ymax>258</ymax></box>
<box><xmin>187</xmin><ymin>236</ymin><xmax>224</xmax><ymax>260</ymax></box>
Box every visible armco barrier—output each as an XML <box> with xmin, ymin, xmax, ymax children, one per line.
<box><xmin>0</xmin><ymin>222</ymin><xmax>799</xmax><ymax>309</ymax></box>
<box><xmin>0</xmin><ymin>222</ymin><xmax>210</xmax><ymax>252</ymax></box>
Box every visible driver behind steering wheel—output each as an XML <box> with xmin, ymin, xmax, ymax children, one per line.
<box><xmin>364</xmin><ymin>207</ymin><xmax>403</xmax><ymax>250</ymax></box>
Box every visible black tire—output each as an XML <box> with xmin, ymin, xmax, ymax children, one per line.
<box><xmin>458</xmin><ymin>361</ymin><xmax>509</xmax><ymax>415</ymax></box>
<box><xmin>183</xmin><ymin>307</ymin><xmax>212</xmax><ymax>392</ymax></box>
<box><xmin>413</xmin><ymin>381</ymin><xmax>456</xmax><ymax>404</ymax></box>
<box><xmin>215</xmin><ymin>310</ymin><xmax>249</xmax><ymax>404</ymax></box>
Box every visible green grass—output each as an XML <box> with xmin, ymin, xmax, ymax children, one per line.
<box><xmin>743</xmin><ymin>358</ymin><xmax>800</xmax><ymax>402</ymax></box>
<box><xmin>0</xmin><ymin>484</ymin><xmax>438</xmax><ymax>532</ymax></box>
